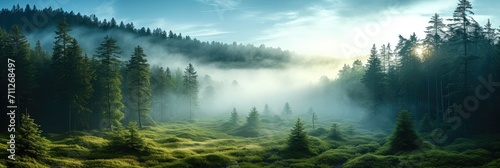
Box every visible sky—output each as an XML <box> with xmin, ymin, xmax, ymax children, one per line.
<box><xmin>2</xmin><ymin>0</ymin><xmax>500</xmax><ymax>58</ymax></box>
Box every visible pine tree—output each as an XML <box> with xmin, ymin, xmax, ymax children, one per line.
<box><xmin>419</xmin><ymin>113</ymin><xmax>433</xmax><ymax>133</ymax></box>
<box><xmin>150</xmin><ymin>66</ymin><xmax>171</xmax><ymax>121</ymax></box>
<box><xmin>183</xmin><ymin>63</ymin><xmax>198</xmax><ymax>120</ymax></box>
<box><xmin>282</xmin><ymin>102</ymin><xmax>292</xmax><ymax>116</ymax></box>
<box><xmin>362</xmin><ymin>44</ymin><xmax>385</xmax><ymax>102</ymax></box>
<box><xmin>263</xmin><ymin>104</ymin><xmax>271</xmax><ymax>115</ymax></box>
<box><xmin>7</xmin><ymin>25</ymin><xmax>34</xmax><ymax>112</ymax></box>
<box><xmin>230</xmin><ymin>108</ymin><xmax>239</xmax><ymax>125</ymax></box>
<box><xmin>286</xmin><ymin>118</ymin><xmax>312</xmax><ymax>157</ymax></box>
<box><xmin>51</xmin><ymin>18</ymin><xmax>94</xmax><ymax>131</ymax></box>
<box><xmin>328</xmin><ymin>123</ymin><xmax>343</xmax><ymax>140</ymax></box>
<box><xmin>17</xmin><ymin>113</ymin><xmax>50</xmax><ymax>159</ymax></box>
<box><xmin>126</xmin><ymin>45</ymin><xmax>151</xmax><ymax>128</ymax></box>
<box><xmin>246</xmin><ymin>107</ymin><xmax>259</xmax><ymax>129</ymax></box>
<box><xmin>94</xmin><ymin>36</ymin><xmax>124</xmax><ymax>130</ymax></box>
<box><xmin>388</xmin><ymin>109</ymin><xmax>421</xmax><ymax>153</ymax></box>
<box><xmin>127</xmin><ymin>121</ymin><xmax>147</xmax><ymax>152</ymax></box>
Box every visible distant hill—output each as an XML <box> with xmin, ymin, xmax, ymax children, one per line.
<box><xmin>0</xmin><ymin>4</ymin><xmax>293</xmax><ymax>69</ymax></box>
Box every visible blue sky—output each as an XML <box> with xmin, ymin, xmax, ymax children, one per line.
<box><xmin>2</xmin><ymin>0</ymin><xmax>500</xmax><ymax>58</ymax></box>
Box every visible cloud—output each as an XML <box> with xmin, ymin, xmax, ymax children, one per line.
<box><xmin>331</xmin><ymin>0</ymin><xmax>431</xmax><ymax>17</ymax></box>
<box><xmin>147</xmin><ymin>18</ymin><xmax>231</xmax><ymax>37</ymax></box>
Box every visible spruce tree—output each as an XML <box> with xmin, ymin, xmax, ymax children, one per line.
<box><xmin>7</xmin><ymin>25</ymin><xmax>34</xmax><ymax>112</ymax></box>
<box><xmin>419</xmin><ymin>113</ymin><xmax>433</xmax><ymax>133</ymax></box>
<box><xmin>328</xmin><ymin>123</ymin><xmax>343</xmax><ymax>140</ymax></box>
<box><xmin>282</xmin><ymin>102</ymin><xmax>292</xmax><ymax>116</ymax></box>
<box><xmin>362</xmin><ymin>44</ymin><xmax>385</xmax><ymax>102</ymax></box>
<box><xmin>263</xmin><ymin>104</ymin><xmax>271</xmax><ymax>115</ymax></box>
<box><xmin>51</xmin><ymin>18</ymin><xmax>93</xmax><ymax>131</ymax></box>
<box><xmin>230</xmin><ymin>108</ymin><xmax>239</xmax><ymax>125</ymax></box>
<box><xmin>183</xmin><ymin>63</ymin><xmax>198</xmax><ymax>120</ymax></box>
<box><xmin>94</xmin><ymin>36</ymin><xmax>124</xmax><ymax>130</ymax></box>
<box><xmin>245</xmin><ymin>107</ymin><xmax>259</xmax><ymax>129</ymax></box>
<box><xmin>388</xmin><ymin>109</ymin><xmax>421</xmax><ymax>153</ymax></box>
<box><xmin>127</xmin><ymin>121</ymin><xmax>147</xmax><ymax>152</ymax></box>
<box><xmin>17</xmin><ymin>113</ymin><xmax>50</xmax><ymax>160</ymax></box>
<box><xmin>286</xmin><ymin>118</ymin><xmax>312</xmax><ymax>157</ymax></box>
<box><xmin>126</xmin><ymin>45</ymin><xmax>151</xmax><ymax>128</ymax></box>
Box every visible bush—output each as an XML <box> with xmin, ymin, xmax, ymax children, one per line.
<box><xmin>182</xmin><ymin>154</ymin><xmax>232</xmax><ymax>168</ymax></box>
<box><xmin>309</xmin><ymin>127</ymin><xmax>328</xmax><ymax>136</ymax></box>
<box><xmin>355</xmin><ymin>143</ymin><xmax>380</xmax><ymax>154</ymax></box>
<box><xmin>343</xmin><ymin>154</ymin><xmax>399</xmax><ymax>168</ymax></box>
<box><xmin>315</xmin><ymin>149</ymin><xmax>353</xmax><ymax>165</ymax></box>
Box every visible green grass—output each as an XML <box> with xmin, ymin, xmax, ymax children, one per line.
<box><xmin>5</xmin><ymin>118</ymin><xmax>499</xmax><ymax>167</ymax></box>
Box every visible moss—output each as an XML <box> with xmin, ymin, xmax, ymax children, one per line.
<box><xmin>84</xmin><ymin>159</ymin><xmax>141</xmax><ymax>168</ymax></box>
<box><xmin>46</xmin><ymin>157</ymin><xmax>84</xmax><ymax>168</ymax></box>
<box><xmin>182</xmin><ymin>154</ymin><xmax>232</xmax><ymax>168</ymax></box>
<box><xmin>71</xmin><ymin>135</ymin><xmax>109</xmax><ymax>149</ymax></box>
<box><xmin>50</xmin><ymin>144</ymin><xmax>90</xmax><ymax>158</ymax></box>
<box><xmin>309</xmin><ymin>137</ymin><xmax>330</xmax><ymax>154</ymax></box>
<box><xmin>289</xmin><ymin>162</ymin><xmax>316</xmax><ymax>168</ymax></box>
<box><xmin>315</xmin><ymin>149</ymin><xmax>353</xmax><ymax>165</ymax></box>
<box><xmin>355</xmin><ymin>142</ymin><xmax>380</xmax><ymax>154</ymax></box>
<box><xmin>343</xmin><ymin>154</ymin><xmax>399</xmax><ymax>168</ymax></box>
<box><xmin>482</xmin><ymin>158</ymin><xmax>500</xmax><ymax>168</ymax></box>
<box><xmin>400</xmin><ymin>149</ymin><xmax>488</xmax><ymax>167</ymax></box>
<box><xmin>171</xmin><ymin>150</ymin><xmax>197</xmax><ymax>159</ymax></box>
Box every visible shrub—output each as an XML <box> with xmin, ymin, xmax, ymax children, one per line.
<box><xmin>343</xmin><ymin>154</ymin><xmax>399</xmax><ymax>168</ymax></box>
<box><xmin>183</xmin><ymin>154</ymin><xmax>232</xmax><ymax>168</ymax></box>
<box><xmin>315</xmin><ymin>149</ymin><xmax>353</xmax><ymax>165</ymax></box>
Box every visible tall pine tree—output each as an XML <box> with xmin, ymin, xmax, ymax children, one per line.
<box><xmin>94</xmin><ymin>36</ymin><xmax>124</xmax><ymax>130</ymax></box>
<box><xmin>183</xmin><ymin>63</ymin><xmax>198</xmax><ymax>120</ymax></box>
<box><xmin>126</xmin><ymin>45</ymin><xmax>151</xmax><ymax>128</ymax></box>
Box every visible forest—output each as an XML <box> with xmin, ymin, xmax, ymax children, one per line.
<box><xmin>1</xmin><ymin>0</ymin><xmax>500</xmax><ymax>167</ymax></box>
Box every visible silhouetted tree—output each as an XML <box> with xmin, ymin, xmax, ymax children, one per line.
<box><xmin>183</xmin><ymin>63</ymin><xmax>198</xmax><ymax>120</ymax></box>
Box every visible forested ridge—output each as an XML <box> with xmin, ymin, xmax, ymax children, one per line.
<box><xmin>0</xmin><ymin>4</ymin><xmax>293</xmax><ymax>69</ymax></box>
<box><xmin>1</xmin><ymin>1</ymin><xmax>500</xmax><ymax>167</ymax></box>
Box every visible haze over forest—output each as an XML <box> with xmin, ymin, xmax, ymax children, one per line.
<box><xmin>1</xmin><ymin>0</ymin><xmax>500</xmax><ymax>167</ymax></box>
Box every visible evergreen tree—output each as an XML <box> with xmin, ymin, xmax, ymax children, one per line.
<box><xmin>362</xmin><ymin>44</ymin><xmax>385</xmax><ymax>102</ymax></box>
<box><xmin>286</xmin><ymin>118</ymin><xmax>312</xmax><ymax>157</ymax></box>
<box><xmin>282</xmin><ymin>102</ymin><xmax>292</xmax><ymax>116</ymax></box>
<box><xmin>388</xmin><ymin>109</ymin><xmax>421</xmax><ymax>153</ymax></box>
<box><xmin>183</xmin><ymin>63</ymin><xmax>198</xmax><ymax>120</ymax></box>
<box><xmin>7</xmin><ymin>25</ymin><xmax>34</xmax><ymax>112</ymax></box>
<box><xmin>263</xmin><ymin>104</ymin><xmax>271</xmax><ymax>115</ymax></box>
<box><xmin>51</xmin><ymin>18</ymin><xmax>94</xmax><ymax>131</ymax></box>
<box><xmin>312</xmin><ymin>110</ymin><xmax>317</xmax><ymax>131</ymax></box>
<box><xmin>127</xmin><ymin>121</ymin><xmax>147</xmax><ymax>152</ymax></box>
<box><xmin>94</xmin><ymin>36</ymin><xmax>124</xmax><ymax>130</ymax></box>
<box><xmin>150</xmin><ymin>66</ymin><xmax>171</xmax><ymax>121</ymax></box>
<box><xmin>419</xmin><ymin>113</ymin><xmax>433</xmax><ymax>133</ymax></box>
<box><xmin>328</xmin><ymin>123</ymin><xmax>343</xmax><ymax>140</ymax></box>
<box><xmin>126</xmin><ymin>45</ymin><xmax>151</xmax><ymax>128</ymax></box>
<box><xmin>245</xmin><ymin>107</ymin><xmax>259</xmax><ymax>129</ymax></box>
<box><xmin>229</xmin><ymin>108</ymin><xmax>239</xmax><ymax>125</ymax></box>
<box><xmin>17</xmin><ymin>113</ymin><xmax>50</xmax><ymax>159</ymax></box>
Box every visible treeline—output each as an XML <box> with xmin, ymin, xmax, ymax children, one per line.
<box><xmin>0</xmin><ymin>17</ymin><xmax>200</xmax><ymax>133</ymax></box>
<box><xmin>332</xmin><ymin>0</ymin><xmax>500</xmax><ymax>141</ymax></box>
<box><xmin>0</xmin><ymin>4</ymin><xmax>292</xmax><ymax>69</ymax></box>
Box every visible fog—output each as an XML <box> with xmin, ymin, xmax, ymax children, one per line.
<box><xmin>25</xmin><ymin>26</ymin><xmax>369</xmax><ymax>123</ymax></box>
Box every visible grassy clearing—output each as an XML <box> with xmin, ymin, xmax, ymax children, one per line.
<box><xmin>4</xmin><ymin>118</ymin><xmax>499</xmax><ymax>167</ymax></box>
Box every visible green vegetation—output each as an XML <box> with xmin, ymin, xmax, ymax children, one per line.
<box><xmin>285</xmin><ymin>118</ymin><xmax>312</xmax><ymax>158</ymax></box>
<box><xmin>0</xmin><ymin>118</ymin><xmax>499</xmax><ymax>167</ymax></box>
<box><xmin>386</xmin><ymin>109</ymin><xmax>422</xmax><ymax>154</ymax></box>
